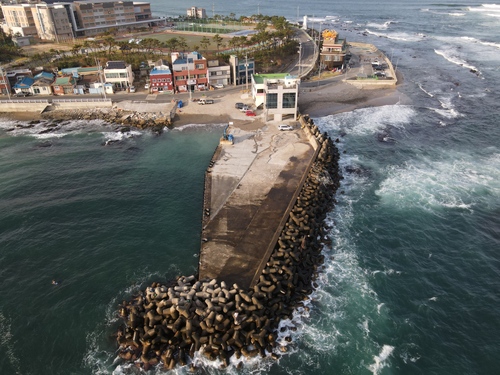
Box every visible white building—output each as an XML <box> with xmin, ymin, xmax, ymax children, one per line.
<box><xmin>207</xmin><ymin>60</ymin><xmax>230</xmax><ymax>87</ymax></box>
<box><xmin>186</xmin><ymin>6</ymin><xmax>206</xmax><ymax>19</ymax></box>
<box><xmin>251</xmin><ymin>73</ymin><xmax>300</xmax><ymax>121</ymax></box>
<box><xmin>103</xmin><ymin>61</ymin><xmax>134</xmax><ymax>90</ymax></box>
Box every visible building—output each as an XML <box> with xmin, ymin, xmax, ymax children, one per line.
<box><xmin>71</xmin><ymin>0</ymin><xmax>155</xmax><ymax>37</ymax></box>
<box><xmin>104</xmin><ymin>60</ymin><xmax>134</xmax><ymax>90</ymax></box>
<box><xmin>12</xmin><ymin>76</ymin><xmax>35</xmax><ymax>95</ymax></box>
<box><xmin>32</xmin><ymin>3</ymin><xmax>74</xmax><ymax>42</ymax></box>
<box><xmin>186</xmin><ymin>6</ymin><xmax>206</xmax><ymax>19</ymax></box>
<box><xmin>52</xmin><ymin>75</ymin><xmax>76</xmax><ymax>95</ymax></box>
<box><xmin>31</xmin><ymin>71</ymin><xmax>55</xmax><ymax>95</ymax></box>
<box><xmin>148</xmin><ymin>59</ymin><xmax>174</xmax><ymax>94</ymax></box>
<box><xmin>320</xmin><ymin>29</ymin><xmax>348</xmax><ymax>69</ymax></box>
<box><xmin>1</xmin><ymin>1</ymin><xmax>164</xmax><ymax>40</ymax></box>
<box><xmin>207</xmin><ymin>60</ymin><xmax>230</xmax><ymax>87</ymax></box>
<box><xmin>1</xmin><ymin>4</ymin><xmax>38</xmax><ymax>37</ymax></box>
<box><xmin>229</xmin><ymin>55</ymin><xmax>255</xmax><ymax>86</ymax></box>
<box><xmin>251</xmin><ymin>73</ymin><xmax>300</xmax><ymax>122</ymax></box>
<box><xmin>171</xmin><ymin>52</ymin><xmax>208</xmax><ymax>93</ymax></box>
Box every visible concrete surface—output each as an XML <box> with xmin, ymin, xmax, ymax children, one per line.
<box><xmin>198</xmin><ymin>122</ymin><xmax>316</xmax><ymax>289</ymax></box>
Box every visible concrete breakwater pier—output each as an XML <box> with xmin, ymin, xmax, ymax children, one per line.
<box><xmin>116</xmin><ymin>117</ymin><xmax>342</xmax><ymax>371</ymax></box>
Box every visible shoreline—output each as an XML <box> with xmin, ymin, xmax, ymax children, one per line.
<box><xmin>0</xmin><ymin>81</ymin><xmax>406</xmax><ymax>126</ymax></box>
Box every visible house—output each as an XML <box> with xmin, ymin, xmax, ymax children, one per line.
<box><xmin>320</xmin><ymin>29</ymin><xmax>348</xmax><ymax>69</ymax></box>
<box><xmin>148</xmin><ymin>59</ymin><xmax>174</xmax><ymax>94</ymax></box>
<box><xmin>171</xmin><ymin>52</ymin><xmax>208</xmax><ymax>93</ymax></box>
<box><xmin>13</xmin><ymin>76</ymin><xmax>35</xmax><ymax>95</ymax></box>
<box><xmin>207</xmin><ymin>60</ymin><xmax>230</xmax><ymax>87</ymax></box>
<box><xmin>6</xmin><ymin>69</ymin><xmax>33</xmax><ymax>90</ymax></box>
<box><xmin>104</xmin><ymin>61</ymin><xmax>134</xmax><ymax>91</ymax></box>
<box><xmin>31</xmin><ymin>71</ymin><xmax>55</xmax><ymax>96</ymax></box>
<box><xmin>251</xmin><ymin>73</ymin><xmax>300</xmax><ymax>121</ymax></box>
<box><xmin>229</xmin><ymin>55</ymin><xmax>255</xmax><ymax>86</ymax></box>
<box><xmin>52</xmin><ymin>76</ymin><xmax>76</xmax><ymax>95</ymax></box>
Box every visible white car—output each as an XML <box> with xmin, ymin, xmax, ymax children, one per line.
<box><xmin>129</xmin><ymin>86</ymin><xmax>136</xmax><ymax>93</ymax></box>
<box><xmin>212</xmin><ymin>83</ymin><xmax>224</xmax><ymax>89</ymax></box>
<box><xmin>278</xmin><ymin>124</ymin><xmax>294</xmax><ymax>131</ymax></box>
<box><xmin>144</xmin><ymin>83</ymin><xmax>150</xmax><ymax>90</ymax></box>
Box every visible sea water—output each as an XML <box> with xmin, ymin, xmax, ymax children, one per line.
<box><xmin>1</xmin><ymin>1</ymin><xmax>499</xmax><ymax>374</ymax></box>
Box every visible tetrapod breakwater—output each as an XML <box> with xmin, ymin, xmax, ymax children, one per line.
<box><xmin>115</xmin><ymin>116</ymin><xmax>342</xmax><ymax>371</ymax></box>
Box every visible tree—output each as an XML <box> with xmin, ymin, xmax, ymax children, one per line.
<box><xmin>178</xmin><ymin>36</ymin><xmax>188</xmax><ymax>52</ymax></box>
<box><xmin>103</xmin><ymin>35</ymin><xmax>116</xmax><ymax>56</ymax></box>
<box><xmin>200</xmin><ymin>36</ymin><xmax>210</xmax><ymax>52</ymax></box>
<box><xmin>212</xmin><ymin>34</ymin><xmax>223</xmax><ymax>50</ymax></box>
<box><xmin>71</xmin><ymin>44</ymin><xmax>83</xmax><ymax>56</ymax></box>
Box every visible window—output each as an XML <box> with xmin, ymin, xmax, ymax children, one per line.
<box><xmin>266</xmin><ymin>93</ymin><xmax>278</xmax><ymax>109</ymax></box>
<box><xmin>195</xmin><ymin>63</ymin><xmax>204</xmax><ymax>69</ymax></box>
<box><xmin>282</xmin><ymin>93</ymin><xmax>296</xmax><ymax>108</ymax></box>
<box><xmin>152</xmin><ymin>78</ymin><xmax>157</xmax><ymax>83</ymax></box>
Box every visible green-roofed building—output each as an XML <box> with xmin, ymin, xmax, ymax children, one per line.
<box><xmin>251</xmin><ymin>73</ymin><xmax>300</xmax><ymax>121</ymax></box>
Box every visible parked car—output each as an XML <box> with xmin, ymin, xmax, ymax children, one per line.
<box><xmin>235</xmin><ymin>102</ymin><xmax>245</xmax><ymax>109</ymax></box>
<box><xmin>239</xmin><ymin>105</ymin><xmax>250</xmax><ymax>112</ymax></box>
<box><xmin>198</xmin><ymin>98</ymin><xmax>214</xmax><ymax>105</ymax></box>
<box><xmin>144</xmin><ymin>83</ymin><xmax>150</xmax><ymax>90</ymax></box>
<box><xmin>15</xmin><ymin>92</ymin><xmax>31</xmax><ymax>97</ymax></box>
<box><xmin>278</xmin><ymin>124</ymin><xmax>294</xmax><ymax>131</ymax></box>
<box><xmin>212</xmin><ymin>83</ymin><xmax>224</xmax><ymax>89</ymax></box>
<box><xmin>374</xmin><ymin>71</ymin><xmax>386</xmax><ymax>77</ymax></box>
<box><xmin>129</xmin><ymin>86</ymin><xmax>136</xmax><ymax>93</ymax></box>
<box><xmin>245</xmin><ymin>110</ymin><xmax>256</xmax><ymax>116</ymax></box>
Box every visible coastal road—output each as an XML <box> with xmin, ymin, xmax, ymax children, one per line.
<box><xmin>287</xmin><ymin>29</ymin><xmax>317</xmax><ymax>78</ymax></box>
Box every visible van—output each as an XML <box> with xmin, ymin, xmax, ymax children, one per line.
<box><xmin>198</xmin><ymin>98</ymin><xmax>214</xmax><ymax>105</ymax></box>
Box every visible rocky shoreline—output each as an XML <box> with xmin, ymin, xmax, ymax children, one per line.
<box><xmin>115</xmin><ymin>116</ymin><xmax>342</xmax><ymax>371</ymax></box>
<box><xmin>41</xmin><ymin>107</ymin><xmax>173</xmax><ymax>131</ymax></box>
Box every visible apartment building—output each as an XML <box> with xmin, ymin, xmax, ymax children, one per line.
<box><xmin>32</xmin><ymin>3</ymin><xmax>74</xmax><ymax>42</ymax></box>
<box><xmin>320</xmin><ymin>29</ymin><xmax>348</xmax><ymax>69</ymax></box>
<box><xmin>1</xmin><ymin>4</ymin><xmax>38</xmax><ymax>37</ymax></box>
<box><xmin>186</xmin><ymin>6</ymin><xmax>206</xmax><ymax>19</ymax></box>
<box><xmin>1</xmin><ymin>1</ymin><xmax>160</xmax><ymax>40</ymax></box>
<box><xmin>207</xmin><ymin>60</ymin><xmax>230</xmax><ymax>87</ymax></box>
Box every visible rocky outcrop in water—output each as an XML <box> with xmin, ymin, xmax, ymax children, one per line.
<box><xmin>115</xmin><ymin>116</ymin><xmax>341</xmax><ymax>372</ymax></box>
<box><xmin>41</xmin><ymin>107</ymin><xmax>172</xmax><ymax>130</ymax></box>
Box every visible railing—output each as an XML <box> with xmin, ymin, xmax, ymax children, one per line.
<box><xmin>0</xmin><ymin>99</ymin><xmax>49</xmax><ymax>104</ymax></box>
<box><xmin>52</xmin><ymin>98</ymin><xmax>112</xmax><ymax>103</ymax></box>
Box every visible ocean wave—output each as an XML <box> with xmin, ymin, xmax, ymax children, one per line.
<box><xmin>461</xmin><ymin>36</ymin><xmax>500</xmax><ymax>50</ymax></box>
<box><xmin>366</xmin><ymin>20</ymin><xmax>395</xmax><ymax>30</ymax></box>
<box><xmin>468</xmin><ymin>4</ymin><xmax>500</xmax><ymax>13</ymax></box>
<box><xmin>368</xmin><ymin>345</ymin><xmax>394</xmax><ymax>375</ymax></box>
<box><xmin>434</xmin><ymin>48</ymin><xmax>481</xmax><ymax>74</ymax></box>
<box><xmin>0</xmin><ymin>312</ymin><xmax>22</xmax><ymax>374</ymax></box>
<box><xmin>319</xmin><ymin>105</ymin><xmax>415</xmax><ymax>136</ymax></box>
<box><xmin>364</xmin><ymin>29</ymin><xmax>425</xmax><ymax>42</ymax></box>
<box><xmin>376</xmin><ymin>153</ymin><xmax>500</xmax><ymax>210</ymax></box>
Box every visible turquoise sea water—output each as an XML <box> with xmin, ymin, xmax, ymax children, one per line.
<box><xmin>1</xmin><ymin>1</ymin><xmax>500</xmax><ymax>374</ymax></box>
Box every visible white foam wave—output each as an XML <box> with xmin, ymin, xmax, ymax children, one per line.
<box><xmin>366</xmin><ymin>20</ymin><xmax>394</xmax><ymax>29</ymax></box>
<box><xmin>0</xmin><ymin>312</ymin><xmax>22</xmax><ymax>374</ymax></box>
<box><xmin>321</xmin><ymin>105</ymin><xmax>415</xmax><ymax>136</ymax></box>
<box><xmin>369</xmin><ymin>345</ymin><xmax>395</xmax><ymax>375</ymax></box>
<box><xmin>364</xmin><ymin>29</ymin><xmax>425</xmax><ymax>42</ymax></box>
<box><xmin>417</xmin><ymin>83</ymin><xmax>434</xmax><ymax>98</ymax></box>
<box><xmin>448</xmin><ymin>12</ymin><xmax>465</xmax><ymax>16</ymax></box>
<box><xmin>434</xmin><ymin>48</ymin><xmax>481</xmax><ymax>74</ymax></box>
<box><xmin>468</xmin><ymin>4</ymin><xmax>500</xmax><ymax>13</ymax></box>
<box><xmin>461</xmin><ymin>36</ymin><xmax>500</xmax><ymax>50</ymax></box>
<box><xmin>376</xmin><ymin>153</ymin><xmax>500</xmax><ymax>210</ymax></box>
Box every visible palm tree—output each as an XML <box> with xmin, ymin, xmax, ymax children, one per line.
<box><xmin>178</xmin><ymin>37</ymin><xmax>188</xmax><ymax>52</ymax></box>
<box><xmin>103</xmin><ymin>35</ymin><xmax>116</xmax><ymax>56</ymax></box>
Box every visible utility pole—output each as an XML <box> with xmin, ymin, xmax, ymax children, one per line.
<box><xmin>318</xmin><ymin>22</ymin><xmax>323</xmax><ymax>81</ymax></box>
<box><xmin>298</xmin><ymin>42</ymin><xmax>302</xmax><ymax>77</ymax></box>
<box><xmin>95</xmin><ymin>58</ymin><xmax>107</xmax><ymax>99</ymax></box>
<box><xmin>0</xmin><ymin>67</ymin><xmax>11</xmax><ymax>100</ymax></box>
<box><xmin>245</xmin><ymin>53</ymin><xmax>249</xmax><ymax>91</ymax></box>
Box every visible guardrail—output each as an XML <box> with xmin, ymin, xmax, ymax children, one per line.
<box><xmin>52</xmin><ymin>98</ymin><xmax>112</xmax><ymax>103</ymax></box>
<box><xmin>0</xmin><ymin>99</ymin><xmax>49</xmax><ymax>104</ymax></box>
